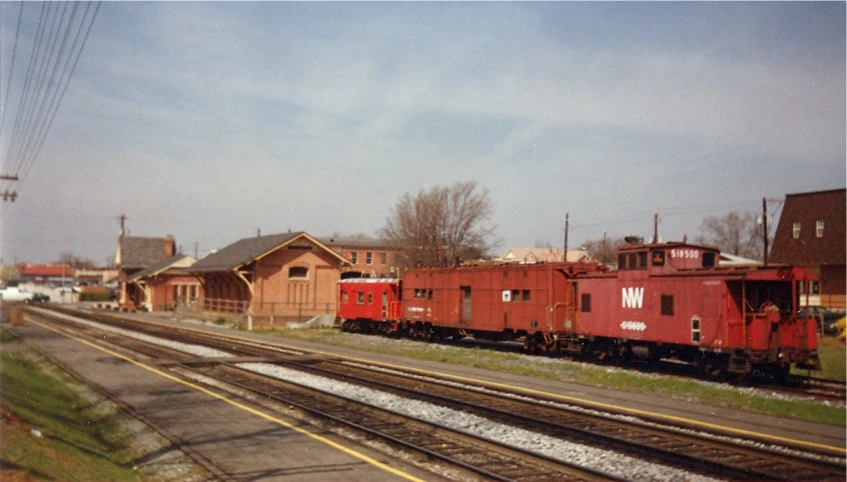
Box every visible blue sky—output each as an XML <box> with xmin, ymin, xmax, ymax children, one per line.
<box><xmin>0</xmin><ymin>1</ymin><xmax>844</xmax><ymax>265</ymax></box>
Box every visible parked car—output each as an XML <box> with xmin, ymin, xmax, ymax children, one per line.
<box><xmin>31</xmin><ymin>293</ymin><xmax>50</xmax><ymax>303</ymax></box>
<box><xmin>798</xmin><ymin>306</ymin><xmax>843</xmax><ymax>335</ymax></box>
<box><xmin>0</xmin><ymin>286</ymin><xmax>34</xmax><ymax>303</ymax></box>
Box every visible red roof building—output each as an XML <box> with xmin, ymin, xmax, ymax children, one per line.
<box><xmin>16</xmin><ymin>264</ymin><xmax>73</xmax><ymax>284</ymax></box>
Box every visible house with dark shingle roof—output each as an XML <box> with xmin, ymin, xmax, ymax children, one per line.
<box><xmin>115</xmin><ymin>234</ymin><xmax>178</xmax><ymax>309</ymax></box>
<box><xmin>189</xmin><ymin>231</ymin><xmax>350</xmax><ymax>326</ymax></box>
<box><xmin>769</xmin><ymin>188</ymin><xmax>845</xmax><ymax>311</ymax></box>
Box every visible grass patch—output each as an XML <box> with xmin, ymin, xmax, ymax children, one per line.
<box><xmin>262</xmin><ymin>328</ymin><xmax>846</xmax><ymax>426</ymax></box>
<box><xmin>0</xmin><ymin>351</ymin><xmax>146</xmax><ymax>481</ymax></box>
<box><xmin>791</xmin><ymin>336</ymin><xmax>846</xmax><ymax>382</ymax></box>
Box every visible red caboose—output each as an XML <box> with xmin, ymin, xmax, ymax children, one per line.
<box><xmin>337</xmin><ymin>278</ymin><xmax>401</xmax><ymax>332</ymax></box>
<box><xmin>570</xmin><ymin>242</ymin><xmax>819</xmax><ymax>376</ymax></box>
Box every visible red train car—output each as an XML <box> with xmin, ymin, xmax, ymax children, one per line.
<box><xmin>569</xmin><ymin>242</ymin><xmax>819</xmax><ymax>377</ymax></box>
<box><xmin>399</xmin><ymin>261</ymin><xmax>604</xmax><ymax>344</ymax></box>
<box><xmin>337</xmin><ymin>241</ymin><xmax>820</xmax><ymax>377</ymax></box>
<box><xmin>337</xmin><ymin>278</ymin><xmax>401</xmax><ymax>332</ymax></box>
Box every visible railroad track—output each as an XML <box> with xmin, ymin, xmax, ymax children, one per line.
<box><xmin>29</xmin><ymin>306</ymin><xmax>847</xmax><ymax>481</ymax></box>
<box><xmin>25</xmin><ymin>307</ymin><xmax>625</xmax><ymax>482</ymax></box>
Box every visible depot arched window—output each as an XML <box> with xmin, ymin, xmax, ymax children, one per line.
<box><xmin>289</xmin><ymin>266</ymin><xmax>308</xmax><ymax>280</ymax></box>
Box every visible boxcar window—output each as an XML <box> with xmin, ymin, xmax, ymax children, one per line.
<box><xmin>691</xmin><ymin>317</ymin><xmax>701</xmax><ymax>343</ymax></box>
<box><xmin>702</xmin><ymin>252</ymin><xmax>716</xmax><ymax>268</ymax></box>
<box><xmin>581</xmin><ymin>293</ymin><xmax>591</xmax><ymax>312</ymax></box>
<box><xmin>661</xmin><ymin>295</ymin><xmax>674</xmax><ymax>315</ymax></box>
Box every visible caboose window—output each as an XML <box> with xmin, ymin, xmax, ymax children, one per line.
<box><xmin>581</xmin><ymin>293</ymin><xmax>591</xmax><ymax>312</ymax></box>
<box><xmin>512</xmin><ymin>290</ymin><xmax>520</xmax><ymax>302</ymax></box>
<box><xmin>522</xmin><ymin>290</ymin><xmax>530</xmax><ymax>302</ymax></box>
<box><xmin>618</xmin><ymin>254</ymin><xmax>626</xmax><ymax>270</ymax></box>
<box><xmin>367</xmin><ymin>293</ymin><xmax>373</xmax><ymax>304</ymax></box>
<box><xmin>357</xmin><ymin>292</ymin><xmax>365</xmax><ymax>305</ymax></box>
<box><xmin>702</xmin><ymin>252</ymin><xmax>716</xmax><ymax>268</ymax></box>
<box><xmin>342</xmin><ymin>292</ymin><xmax>348</xmax><ymax>304</ymax></box>
<box><xmin>637</xmin><ymin>252</ymin><xmax>648</xmax><ymax>269</ymax></box>
<box><xmin>661</xmin><ymin>295</ymin><xmax>674</xmax><ymax>316</ymax></box>
<box><xmin>652</xmin><ymin>250</ymin><xmax>665</xmax><ymax>266</ymax></box>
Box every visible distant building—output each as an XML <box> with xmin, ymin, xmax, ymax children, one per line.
<box><xmin>318</xmin><ymin>236</ymin><xmax>399</xmax><ymax>278</ymax></box>
<box><xmin>502</xmin><ymin>247</ymin><xmax>594</xmax><ymax>264</ymax></box>
<box><xmin>769</xmin><ymin>189</ymin><xmax>845</xmax><ymax>311</ymax></box>
<box><xmin>16</xmin><ymin>263</ymin><xmax>73</xmax><ymax>285</ymax></box>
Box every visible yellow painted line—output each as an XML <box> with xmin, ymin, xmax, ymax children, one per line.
<box><xmin>178</xmin><ymin>323</ymin><xmax>847</xmax><ymax>456</ymax></box>
<box><xmin>27</xmin><ymin>317</ymin><xmax>426</xmax><ymax>482</ymax></box>
<box><xmin>54</xmin><ymin>309</ymin><xmax>847</xmax><ymax>456</ymax></box>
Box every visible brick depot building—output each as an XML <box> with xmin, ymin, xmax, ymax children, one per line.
<box><xmin>189</xmin><ymin>232</ymin><xmax>350</xmax><ymax>326</ymax></box>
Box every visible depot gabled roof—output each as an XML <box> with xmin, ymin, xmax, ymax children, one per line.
<box><xmin>189</xmin><ymin>232</ymin><xmax>350</xmax><ymax>273</ymax></box>
<box><xmin>125</xmin><ymin>255</ymin><xmax>195</xmax><ymax>283</ymax></box>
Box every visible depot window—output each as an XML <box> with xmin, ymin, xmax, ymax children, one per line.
<box><xmin>366</xmin><ymin>252</ymin><xmax>373</xmax><ymax>265</ymax></box>
<box><xmin>816</xmin><ymin>220</ymin><xmax>824</xmax><ymax>238</ymax></box>
<box><xmin>380</xmin><ymin>252</ymin><xmax>387</xmax><ymax>264</ymax></box>
<box><xmin>351</xmin><ymin>252</ymin><xmax>359</xmax><ymax>265</ymax></box>
<box><xmin>289</xmin><ymin>267</ymin><xmax>308</xmax><ymax>280</ymax></box>
<box><xmin>793</xmin><ymin>222</ymin><xmax>801</xmax><ymax>239</ymax></box>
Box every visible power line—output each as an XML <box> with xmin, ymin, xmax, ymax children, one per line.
<box><xmin>0</xmin><ymin>1</ymin><xmax>100</xmax><ymax>198</ymax></box>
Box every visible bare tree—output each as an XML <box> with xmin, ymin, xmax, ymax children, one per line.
<box><xmin>696</xmin><ymin>211</ymin><xmax>769</xmax><ymax>260</ymax></box>
<box><xmin>581</xmin><ymin>235</ymin><xmax>627</xmax><ymax>266</ymax></box>
<box><xmin>57</xmin><ymin>251</ymin><xmax>96</xmax><ymax>269</ymax></box>
<box><xmin>379</xmin><ymin>181</ymin><xmax>499</xmax><ymax>268</ymax></box>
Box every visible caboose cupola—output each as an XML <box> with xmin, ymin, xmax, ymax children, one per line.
<box><xmin>617</xmin><ymin>241</ymin><xmax>719</xmax><ymax>273</ymax></box>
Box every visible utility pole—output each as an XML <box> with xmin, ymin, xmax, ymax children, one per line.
<box><xmin>563</xmin><ymin>213</ymin><xmax>569</xmax><ymax>261</ymax></box>
<box><xmin>653</xmin><ymin>213</ymin><xmax>659</xmax><ymax>243</ymax></box>
<box><xmin>763</xmin><ymin>197</ymin><xmax>768</xmax><ymax>267</ymax></box>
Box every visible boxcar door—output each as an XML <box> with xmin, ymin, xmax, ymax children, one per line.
<box><xmin>460</xmin><ymin>286</ymin><xmax>472</xmax><ymax>323</ymax></box>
